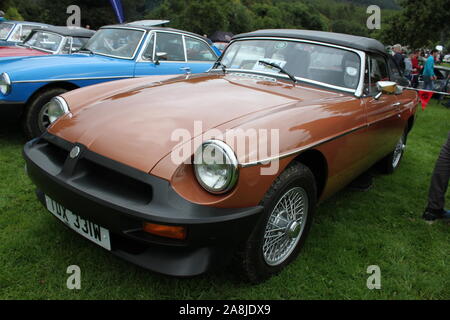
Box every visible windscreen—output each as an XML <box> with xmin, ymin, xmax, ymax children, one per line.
<box><xmin>83</xmin><ymin>28</ymin><xmax>144</xmax><ymax>59</ymax></box>
<box><xmin>221</xmin><ymin>39</ymin><xmax>361</xmax><ymax>90</ymax></box>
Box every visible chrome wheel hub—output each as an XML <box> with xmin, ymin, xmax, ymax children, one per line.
<box><xmin>287</xmin><ymin>221</ymin><xmax>301</xmax><ymax>239</ymax></box>
<box><xmin>263</xmin><ymin>187</ymin><xmax>309</xmax><ymax>266</ymax></box>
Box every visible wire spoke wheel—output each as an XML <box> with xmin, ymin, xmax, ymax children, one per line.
<box><xmin>392</xmin><ymin>135</ymin><xmax>406</xmax><ymax>168</ymax></box>
<box><xmin>263</xmin><ymin>187</ymin><xmax>309</xmax><ymax>266</ymax></box>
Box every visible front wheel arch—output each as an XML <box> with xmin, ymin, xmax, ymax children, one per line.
<box><xmin>24</xmin><ymin>82</ymin><xmax>79</xmax><ymax>108</ymax></box>
<box><xmin>294</xmin><ymin>149</ymin><xmax>328</xmax><ymax>200</ymax></box>
<box><xmin>22</xmin><ymin>82</ymin><xmax>79</xmax><ymax>139</ymax></box>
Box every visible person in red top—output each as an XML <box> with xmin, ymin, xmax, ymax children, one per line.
<box><xmin>411</xmin><ymin>50</ymin><xmax>421</xmax><ymax>88</ymax></box>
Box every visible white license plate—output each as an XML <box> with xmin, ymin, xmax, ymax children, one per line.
<box><xmin>45</xmin><ymin>195</ymin><xmax>111</xmax><ymax>251</ymax></box>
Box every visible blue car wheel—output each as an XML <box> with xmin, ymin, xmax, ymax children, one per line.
<box><xmin>22</xmin><ymin>87</ymin><xmax>68</xmax><ymax>139</ymax></box>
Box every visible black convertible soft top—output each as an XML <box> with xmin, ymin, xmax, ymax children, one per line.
<box><xmin>233</xmin><ymin>29</ymin><xmax>387</xmax><ymax>55</ymax></box>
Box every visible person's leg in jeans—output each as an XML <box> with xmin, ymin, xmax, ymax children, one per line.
<box><xmin>412</xmin><ymin>74</ymin><xmax>419</xmax><ymax>88</ymax></box>
<box><xmin>423</xmin><ymin>131</ymin><xmax>450</xmax><ymax>221</ymax></box>
<box><xmin>423</xmin><ymin>75</ymin><xmax>434</xmax><ymax>91</ymax></box>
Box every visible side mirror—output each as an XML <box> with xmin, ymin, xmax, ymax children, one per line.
<box><xmin>375</xmin><ymin>81</ymin><xmax>403</xmax><ymax>99</ymax></box>
<box><xmin>155</xmin><ymin>52</ymin><xmax>167</xmax><ymax>65</ymax></box>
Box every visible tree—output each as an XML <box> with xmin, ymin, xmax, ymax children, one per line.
<box><xmin>223</xmin><ymin>0</ymin><xmax>254</xmax><ymax>34</ymax></box>
<box><xmin>5</xmin><ymin>7</ymin><xmax>24</xmax><ymax>21</ymax></box>
<box><xmin>278</xmin><ymin>2</ymin><xmax>327</xmax><ymax>30</ymax></box>
<box><xmin>182</xmin><ymin>0</ymin><xmax>229</xmax><ymax>35</ymax></box>
<box><xmin>331</xmin><ymin>19</ymin><xmax>368</xmax><ymax>36</ymax></box>
<box><xmin>250</xmin><ymin>3</ymin><xmax>284</xmax><ymax>29</ymax></box>
<box><xmin>379</xmin><ymin>0</ymin><xmax>450</xmax><ymax>48</ymax></box>
<box><xmin>4</xmin><ymin>0</ymin><xmax>414</xmax><ymax>44</ymax></box>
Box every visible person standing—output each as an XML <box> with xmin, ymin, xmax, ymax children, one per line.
<box><xmin>411</xmin><ymin>50</ymin><xmax>421</xmax><ymax>88</ymax></box>
<box><xmin>404</xmin><ymin>54</ymin><xmax>413</xmax><ymax>80</ymax></box>
<box><xmin>423</xmin><ymin>132</ymin><xmax>450</xmax><ymax>222</ymax></box>
<box><xmin>393</xmin><ymin>44</ymin><xmax>405</xmax><ymax>73</ymax></box>
<box><xmin>0</xmin><ymin>10</ymin><xmax>6</xmax><ymax>22</ymax></box>
<box><xmin>423</xmin><ymin>49</ymin><xmax>439</xmax><ymax>91</ymax></box>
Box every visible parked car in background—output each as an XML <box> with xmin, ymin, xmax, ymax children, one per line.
<box><xmin>23</xmin><ymin>29</ymin><xmax>419</xmax><ymax>282</ymax></box>
<box><xmin>0</xmin><ymin>20</ymin><xmax>49</xmax><ymax>46</ymax></box>
<box><xmin>418</xmin><ymin>65</ymin><xmax>450</xmax><ymax>96</ymax></box>
<box><xmin>0</xmin><ymin>22</ymin><xmax>219</xmax><ymax>138</ymax></box>
<box><xmin>0</xmin><ymin>26</ymin><xmax>95</xmax><ymax>59</ymax></box>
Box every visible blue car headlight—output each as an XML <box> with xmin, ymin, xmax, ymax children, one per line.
<box><xmin>0</xmin><ymin>73</ymin><xmax>11</xmax><ymax>95</ymax></box>
<box><xmin>45</xmin><ymin>96</ymin><xmax>70</xmax><ymax>124</ymax></box>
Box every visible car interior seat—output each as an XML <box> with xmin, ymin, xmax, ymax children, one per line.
<box><xmin>284</xmin><ymin>49</ymin><xmax>310</xmax><ymax>79</ymax></box>
<box><xmin>162</xmin><ymin>42</ymin><xmax>184</xmax><ymax>61</ymax></box>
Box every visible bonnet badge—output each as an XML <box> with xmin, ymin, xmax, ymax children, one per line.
<box><xmin>70</xmin><ymin>146</ymin><xmax>81</xmax><ymax>159</ymax></box>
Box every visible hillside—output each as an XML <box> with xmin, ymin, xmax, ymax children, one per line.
<box><xmin>337</xmin><ymin>0</ymin><xmax>401</xmax><ymax>9</ymax></box>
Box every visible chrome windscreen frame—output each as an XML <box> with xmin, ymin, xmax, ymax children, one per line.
<box><xmin>210</xmin><ymin>36</ymin><xmax>367</xmax><ymax>98</ymax></box>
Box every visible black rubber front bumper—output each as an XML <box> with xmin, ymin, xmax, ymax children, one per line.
<box><xmin>23</xmin><ymin>133</ymin><xmax>263</xmax><ymax>277</ymax></box>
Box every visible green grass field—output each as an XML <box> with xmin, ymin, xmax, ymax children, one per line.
<box><xmin>0</xmin><ymin>101</ymin><xmax>449</xmax><ymax>300</ymax></box>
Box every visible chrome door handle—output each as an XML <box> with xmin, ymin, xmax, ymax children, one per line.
<box><xmin>393</xmin><ymin>102</ymin><xmax>401</xmax><ymax>106</ymax></box>
<box><xmin>180</xmin><ymin>67</ymin><xmax>191</xmax><ymax>74</ymax></box>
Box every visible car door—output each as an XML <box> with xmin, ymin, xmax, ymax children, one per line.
<box><xmin>134</xmin><ymin>31</ymin><xmax>189</xmax><ymax>77</ymax></box>
<box><xmin>184</xmin><ymin>35</ymin><xmax>218</xmax><ymax>73</ymax></box>
<box><xmin>362</xmin><ymin>53</ymin><xmax>404</xmax><ymax>157</ymax></box>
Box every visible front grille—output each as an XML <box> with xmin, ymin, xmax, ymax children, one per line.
<box><xmin>39</xmin><ymin>136</ymin><xmax>153</xmax><ymax>207</ymax></box>
<box><xmin>32</xmin><ymin>139</ymin><xmax>68</xmax><ymax>175</ymax></box>
<box><xmin>71</xmin><ymin>158</ymin><xmax>153</xmax><ymax>206</ymax></box>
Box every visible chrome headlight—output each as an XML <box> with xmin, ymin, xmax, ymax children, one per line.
<box><xmin>0</xmin><ymin>73</ymin><xmax>11</xmax><ymax>95</ymax></box>
<box><xmin>194</xmin><ymin>140</ymin><xmax>239</xmax><ymax>194</ymax></box>
<box><xmin>45</xmin><ymin>96</ymin><xmax>70</xmax><ymax>124</ymax></box>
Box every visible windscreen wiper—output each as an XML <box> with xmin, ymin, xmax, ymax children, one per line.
<box><xmin>212</xmin><ymin>60</ymin><xmax>227</xmax><ymax>73</ymax></box>
<box><xmin>258</xmin><ymin>60</ymin><xmax>297</xmax><ymax>83</ymax></box>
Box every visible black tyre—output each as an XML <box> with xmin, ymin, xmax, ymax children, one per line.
<box><xmin>379</xmin><ymin>131</ymin><xmax>407</xmax><ymax>174</ymax></box>
<box><xmin>234</xmin><ymin>162</ymin><xmax>317</xmax><ymax>283</ymax></box>
<box><xmin>22</xmin><ymin>88</ymin><xmax>68</xmax><ymax>139</ymax></box>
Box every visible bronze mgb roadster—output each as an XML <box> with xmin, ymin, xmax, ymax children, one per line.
<box><xmin>24</xmin><ymin>30</ymin><xmax>419</xmax><ymax>282</ymax></box>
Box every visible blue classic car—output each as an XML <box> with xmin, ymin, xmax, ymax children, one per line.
<box><xmin>0</xmin><ymin>26</ymin><xmax>95</xmax><ymax>59</ymax></box>
<box><xmin>0</xmin><ymin>22</ymin><xmax>219</xmax><ymax>138</ymax></box>
<box><xmin>0</xmin><ymin>20</ymin><xmax>50</xmax><ymax>46</ymax></box>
